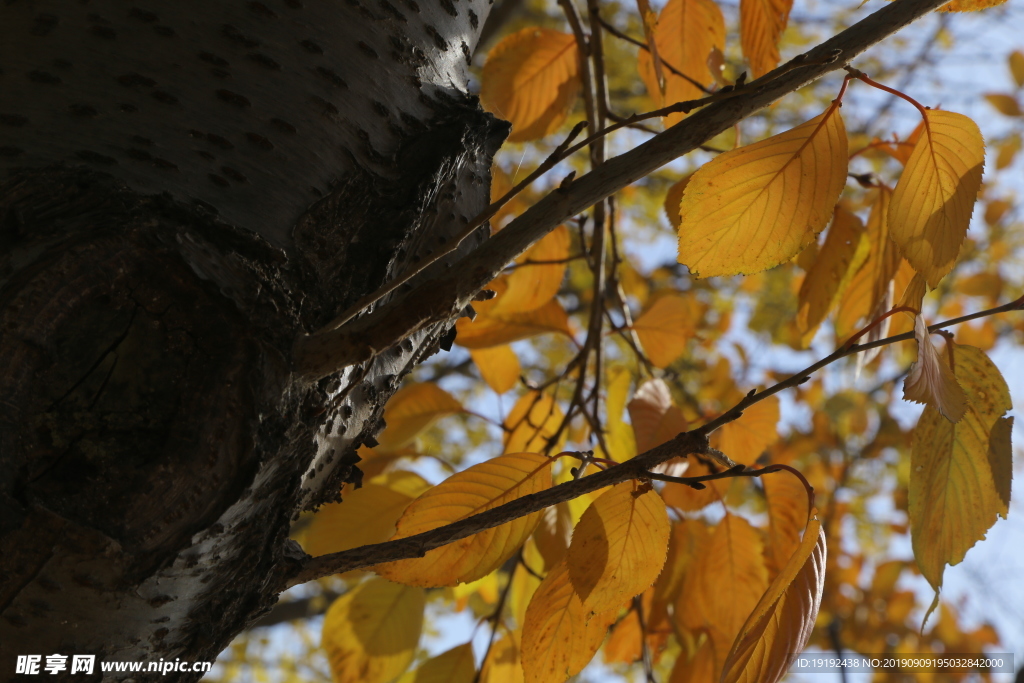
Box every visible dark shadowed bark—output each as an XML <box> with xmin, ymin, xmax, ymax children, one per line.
<box><xmin>0</xmin><ymin>1</ymin><xmax>504</xmax><ymax>679</ymax></box>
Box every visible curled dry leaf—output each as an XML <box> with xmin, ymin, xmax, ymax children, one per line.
<box><xmin>567</xmin><ymin>480</ymin><xmax>671</xmax><ymax>613</ymax></box>
<box><xmin>909</xmin><ymin>345</ymin><xmax>1013</xmax><ymax>591</ymax></box>
<box><xmin>521</xmin><ymin>558</ymin><xmax>619</xmax><ymax>683</ymax></box>
<box><xmin>903</xmin><ymin>315</ymin><xmax>967</xmax><ymax>423</ymax></box>
<box><xmin>720</xmin><ymin>515</ymin><xmax>827</xmax><ymax>683</ymax></box>
<box><xmin>375</xmin><ymin>452</ymin><xmax>554</xmax><ymax>586</ymax></box>
<box><xmin>377</xmin><ymin>383</ymin><xmax>462</xmax><ymax>450</ymax></box>
<box><xmin>322</xmin><ymin>578</ymin><xmax>425</xmax><ymax>683</ymax></box>
<box><xmin>888</xmin><ymin>110</ymin><xmax>984</xmax><ymax>288</ymax></box>
<box><xmin>678</xmin><ymin>105</ymin><xmax>848</xmax><ymax>278</ymax></box>
<box><xmin>480</xmin><ymin>28</ymin><xmax>581</xmax><ymax>142</ymax></box>
<box><xmin>763</xmin><ymin>470</ymin><xmax>810</xmax><ymax>577</ymax></box>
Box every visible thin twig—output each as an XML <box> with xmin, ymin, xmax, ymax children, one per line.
<box><xmin>285</xmin><ymin>295</ymin><xmax>1022</xmax><ymax>588</ymax></box>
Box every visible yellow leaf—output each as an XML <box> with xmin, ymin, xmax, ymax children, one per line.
<box><xmin>567</xmin><ymin>481</ymin><xmax>671</xmax><ymax>613</ymax></box>
<box><xmin>628</xmin><ymin>378</ymin><xmax>690</xmax><ymax>454</ymax></box>
<box><xmin>835</xmin><ymin>187</ymin><xmax>901</xmax><ymax>339</ymax></box>
<box><xmin>452</xmin><ymin>572</ymin><xmax>500</xmax><ymax>611</ymax></box>
<box><xmin>604</xmin><ymin>365</ymin><xmax>638</xmax><ymax>461</ymax></box>
<box><xmin>505</xmin><ymin>392</ymin><xmax>566</xmax><ymax>454</ymax></box>
<box><xmin>305</xmin><ymin>470</ymin><xmax>431</xmax><ymax>560</ymax></box>
<box><xmin>938</xmin><ymin>0</ymin><xmax>1009</xmax><ymax>12</ymax></box>
<box><xmin>678</xmin><ymin>514</ymin><xmax>769</xmax><ymax>657</ymax></box>
<box><xmin>710</xmin><ymin>396</ymin><xmax>780</xmax><ymax>465</ymax></box>
<box><xmin>796</xmin><ymin>205</ymin><xmax>867</xmax><ymax>347</ymax></box>
<box><xmin>496</xmin><ymin>226</ymin><xmax>571</xmax><ymax>314</ymax></box>
<box><xmin>471</xmin><ymin>346</ymin><xmax>521</xmax><ymax>394</ymax></box>
<box><xmin>322</xmin><ymin>578</ymin><xmax>424</xmax><ymax>683</ymax></box>
<box><xmin>638</xmin><ymin>0</ymin><xmax>726</xmax><ymax>126</ymax></box>
<box><xmin>903</xmin><ymin>315</ymin><xmax>967</xmax><ymax>423</ymax></box>
<box><xmin>763</xmin><ymin>470</ymin><xmax>810</xmax><ymax>577</ymax></box>
<box><xmin>678</xmin><ymin>106</ymin><xmax>848</xmax><ymax>277</ymax></box>
<box><xmin>532</xmin><ymin>502</ymin><xmax>574</xmax><ymax>571</ymax></box>
<box><xmin>909</xmin><ymin>345</ymin><xmax>1013</xmax><ymax>591</ymax></box>
<box><xmin>480</xmin><ymin>631</ymin><xmax>525</xmax><ymax>683</ymax></box>
<box><xmin>740</xmin><ymin>0</ymin><xmax>793</xmax><ymax>78</ymax></box>
<box><xmin>888</xmin><ymin>110</ymin><xmax>985</xmax><ymax>287</ymax></box>
<box><xmin>457</xmin><ymin>277</ymin><xmax>573</xmax><ymax>349</ymax></box>
<box><xmin>510</xmin><ymin>541</ymin><xmax>545</xmax><ymax>628</ymax></box>
<box><xmin>378</xmin><ymin>383</ymin><xmax>462</xmax><ymax>450</ymax></box>
<box><xmin>720</xmin><ymin>516</ymin><xmax>826</xmax><ymax>683</ymax></box>
<box><xmin>632</xmin><ymin>294</ymin><xmax>704</xmax><ymax>368</ymax></box>
<box><xmin>984</xmin><ymin>93</ymin><xmax>1022</xmax><ymax>117</ymax></box>
<box><xmin>664</xmin><ymin>175</ymin><xmax>691</xmax><ymax>228</ymax></box>
<box><xmin>480</xmin><ymin>28</ymin><xmax>580</xmax><ymax>142</ymax></box>
<box><xmin>397</xmin><ymin>643</ymin><xmax>476</xmax><ymax>683</ymax></box>
<box><xmin>521</xmin><ymin>558</ymin><xmax>619</xmax><ymax>682</ymax></box>
<box><xmin>375</xmin><ymin>453</ymin><xmax>554</xmax><ymax>586</ymax></box>
<box><xmin>1011</xmin><ymin>50</ymin><xmax>1024</xmax><ymax>88</ymax></box>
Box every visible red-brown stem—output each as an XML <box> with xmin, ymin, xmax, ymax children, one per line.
<box><xmin>848</xmin><ymin>68</ymin><xmax>931</xmax><ymax>118</ymax></box>
<box><xmin>840</xmin><ymin>305</ymin><xmax>918</xmax><ymax>350</ymax></box>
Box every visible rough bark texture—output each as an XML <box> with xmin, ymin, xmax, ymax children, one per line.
<box><xmin>0</xmin><ymin>0</ymin><xmax>504</xmax><ymax>679</ymax></box>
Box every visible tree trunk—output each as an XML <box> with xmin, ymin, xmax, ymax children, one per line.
<box><xmin>0</xmin><ymin>1</ymin><xmax>504</xmax><ymax>679</ymax></box>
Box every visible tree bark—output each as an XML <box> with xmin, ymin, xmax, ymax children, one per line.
<box><xmin>0</xmin><ymin>1</ymin><xmax>504</xmax><ymax>679</ymax></box>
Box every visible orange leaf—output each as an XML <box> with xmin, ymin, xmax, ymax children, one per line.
<box><xmin>678</xmin><ymin>514</ymin><xmax>769</xmax><ymax>657</ymax></box>
<box><xmin>323</xmin><ymin>578</ymin><xmax>425</xmax><ymax>683</ymax></box>
<box><xmin>375</xmin><ymin>453</ymin><xmax>554</xmax><ymax>586</ymax></box>
<box><xmin>664</xmin><ymin>175</ymin><xmax>691</xmax><ymax>228</ymax></box>
<box><xmin>457</xmin><ymin>277</ymin><xmax>573</xmax><ymax>349</ymax></box>
<box><xmin>669</xmin><ymin>637</ymin><xmax>717</xmax><ymax>683</ymax></box>
<box><xmin>661</xmin><ymin>457</ymin><xmax>727</xmax><ymax>511</ymax></box>
<box><xmin>521</xmin><ymin>558</ymin><xmax>618</xmax><ymax>682</ymax></box>
<box><xmin>740</xmin><ymin>0</ymin><xmax>793</xmax><ymax>78</ymax></box>
<box><xmin>711</xmin><ymin>396</ymin><xmax>780</xmax><ymax>465</ymax></box>
<box><xmin>480</xmin><ymin>28</ymin><xmax>580</xmax><ymax>142</ymax></box>
<box><xmin>763</xmin><ymin>470</ymin><xmax>810</xmax><ymax>577</ymax></box>
<box><xmin>909</xmin><ymin>345</ymin><xmax>1012</xmax><ymax>591</ymax></box>
<box><xmin>504</xmin><ymin>392</ymin><xmax>566</xmax><ymax>454</ymax></box>
<box><xmin>532</xmin><ymin>502</ymin><xmax>574</xmax><ymax>571</ymax></box>
<box><xmin>938</xmin><ymin>0</ymin><xmax>1009</xmax><ymax>11</ymax></box>
<box><xmin>720</xmin><ymin>516</ymin><xmax>827</xmax><ymax>683</ymax></box>
<box><xmin>796</xmin><ymin>205</ymin><xmax>867</xmax><ymax>347</ymax></box>
<box><xmin>603</xmin><ymin>609</ymin><xmax>643</xmax><ymax>664</ymax></box>
<box><xmin>835</xmin><ymin>187</ymin><xmax>901</xmax><ymax>339</ymax></box>
<box><xmin>567</xmin><ymin>481</ymin><xmax>671</xmax><ymax>613</ymax></box>
<box><xmin>632</xmin><ymin>294</ymin><xmax>703</xmax><ymax>368</ymax></box>
<box><xmin>496</xmin><ymin>226</ymin><xmax>571</xmax><ymax>314</ymax></box>
<box><xmin>903</xmin><ymin>315</ymin><xmax>967</xmax><ymax>423</ymax></box>
<box><xmin>378</xmin><ymin>383</ymin><xmax>462</xmax><ymax>450</ymax></box>
<box><xmin>888</xmin><ymin>110</ymin><xmax>984</xmax><ymax>287</ymax></box>
<box><xmin>628</xmin><ymin>378</ymin><xmax>690</xmax><ymax>454</ymax></box>
<box><xmin>678</xmin><ymin>105</ymin><xmax>848</xmax><ymax>277</ymax></box>
<box><xmin>470</xmin><ymin>345</ymin><xmax>521</xmax><ymax>394</ymax></box>
<box><xmin>638</xmin><ymin>0</ymin><xmax>726</xmax><ymax>126</ymax></box>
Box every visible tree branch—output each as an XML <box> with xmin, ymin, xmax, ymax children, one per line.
<box><xmin>293</xmin><ymin>0</ymin><xmax>954</xmax><ymax>381</ymax></box>
<box><xmin>284</xmin><ymin>296</ymin><xmax>1022</xmax><ymax>590</ymax></box>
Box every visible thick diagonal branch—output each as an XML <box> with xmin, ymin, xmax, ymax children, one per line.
<box><xmin>294</xmin><ymin>0</ymin><xmax>952</xmax><ymax>381</ymax></box>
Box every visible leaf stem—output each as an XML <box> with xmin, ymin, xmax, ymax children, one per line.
<box><xmin>846</xmin><ymin>67</ymin><xmax>931</xmax><ymax>118</ymax></box>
